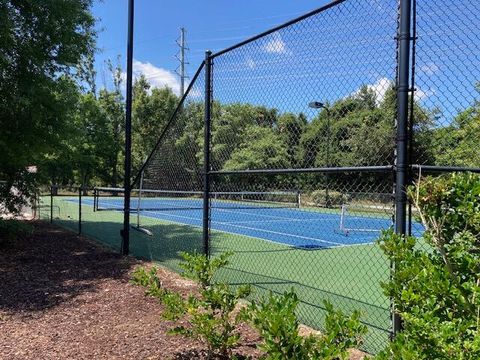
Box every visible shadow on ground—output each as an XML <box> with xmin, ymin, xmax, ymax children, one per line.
<box><xmin>0</xmin><ymin>221</ymin><xmax>136</xmax><ymax>314</ymax></box>
<box><xmin>39</xmin><ymin>217</ymin><xmax>389</xmax><ymax>353</ymax></box>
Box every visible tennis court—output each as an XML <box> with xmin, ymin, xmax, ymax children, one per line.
<box><xmin>85</xmin><ymin>189</ymin><xmax>394</xmax><ymax>250</ymax></box>
<box><xmin>41</xmin><ymin>192</ymin><xmax>421</xmax><ymax>353</ymax></box>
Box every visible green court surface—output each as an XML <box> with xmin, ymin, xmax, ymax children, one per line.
<box><xmin>38</xmin><ymin>196</ymin><xmax>390</xmax><ymax>353</ymax></box>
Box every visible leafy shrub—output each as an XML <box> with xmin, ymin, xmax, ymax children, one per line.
<box><xmin>130</xmin><ymin>266</ymin><xmax>164</xmax><ymax>298</ymax></box>
<box><xmin>0</xmin><ymin>218</ymin><xmax>33</xmax><ymax>248</ymax></box>
<box><xmin>178</xmin><ymin>250</ymin><xmax>232</xmax><ymax>289</ymax></box>
<box><xmin>377</xmin><ymin>173</ymin><xmax>480</xmax><ymax>359</ymax></box>
<box><xmin>166</xmin><ymin>251</ymin><xmax>251</xmax><ymax>357</ymax></box>
<box><xmin>131</xmin><ymin>251</ymin><xmax>251</xmax><ymax>358</ymax></box>
<box><xmin>320</xmin><ymin>301</ymin><xmax>368</xmax><ymax>358</ymax></box>
<box><xmin>242</xmin><ymin>290</ymin><xmax>367</xmax><ymax>359</ymax></box>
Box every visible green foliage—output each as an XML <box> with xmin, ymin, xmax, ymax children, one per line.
<box><xmin>223</xmin><ymin>126</ymin><xmax>290</xmax><ymax>171</ymax></box>
<box><xmin>165</xmin><ymin>251</ymin><xmax>251</xmax><ymax>357</ymax></box>
<box><xmin>159</xmin><ymin>290</ymin><xmax>186</xmax><ymax>321</ymax></box>
<box><xmin>131</xmin><ymin>252</ymin><xmax>250</xmax><ymax>358</ymax></box>
<box><xmin>241</xmin><ymin>291</ymin><xmax>305</xmax><ymax>359</ymax></box>
<box><xmin>433</xmin><ymin>85</ymin><xmax>480</xmax><ymax>167</ymax></box>
<box><xmin>0</xmin><ymin>219</ymin><xmax>33</xmax><ymax>248</ymax></box>
<box><xmin>320</xmin><ymin>301</ymin><xmax>367</xmax><ymax>359</ymax></box>
<box><xmin>132</xmin><ymin>254</ymin><xmax>370</xmax><ymax>358</ymax></box>
<box><xmin>167</xmin><ymin>282</ymin><xmax>251</xmax><ymax>357</ymax></box>
<box><xmin>378</xmin><ymin>173</ymin><xmax>480</xmax><ymax>359</ymax></box>
<box><xmin>242</xmin><ymin>290</ymin><xmax>367</xmax><ymax>360</ymax></box>
<box><xmin>132</xmin><ymin>76</ymin><xmax>178</xmax><ymax>174</ymax></box>
<box><xmin>179</xmin><ymin>250</ymin><xmax>233</xmax><ymax>289</ymax></box>
<box><xmin>130</xmin><ymin>266</ymin><xmax>164</xmax><ymax>298</ymax></box>
<box><xmin>0</xmin><ymin>1</ymin><xmax>96</xmax><ymax>210</ymax></box>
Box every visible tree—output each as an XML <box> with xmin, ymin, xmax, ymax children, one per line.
<box><xmin>277</xmin><ymin>112</ymin><xmax>307</xmax><ymax>168</ymax></box>
<box><xmin>72</xmin><ymin>93</ymin><xmax>105</xmax><ymax>188</ymax></box>
<box><xmin>0</xmin><ymin>0</ymin><xmax>96</xmax><ymax>211</ymax></box>
<box><xmin>211</xmin><ymin>103</ymin><xmax>279</xmax><ymax>171</ymax></box>
<box><xmin>132</xmin><ymin>76</ymin><xmax>178</xmax><ymax>175</ymax></box>
<box><xmin>432</xmin><ymin>85</ymin><xmax>480</xmax><ymax>168</ymax></box>
<box><xmin>224</xmin><ymin>126</ymin><xmax>289</xmax><ymax>171</ymax></box>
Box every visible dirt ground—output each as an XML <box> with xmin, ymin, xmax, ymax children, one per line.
<box><xmin>0</xmin><ymin>221</ymin><xmax>367</xmax><ymax>359</ymax></box>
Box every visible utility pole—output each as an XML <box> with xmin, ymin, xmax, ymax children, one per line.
<box><xmin>175</xmin><ymin>27</ymin><xmax>189</xmax><ymax>97</ymax></box>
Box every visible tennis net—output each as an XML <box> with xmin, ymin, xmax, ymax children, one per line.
<box><xmin>339</xmin><ymin>203</ymin><xmax>393</xmax><ymax>235</ymax></box>
<box><xmin>93</xmin><ymin>187</ymin><xmax>300</xmax><ymax>212</ymax></box>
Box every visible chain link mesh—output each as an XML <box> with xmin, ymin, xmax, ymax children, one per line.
<box><xmin>207</xmin><ymin>0</ymin><xmax>398</xmax><ymax>352</ymax></box>
<box><xmin>412</xmin><ymin>0</ymin><xmax>480</xmax><ymax>168</ymax></box>
<box><xmin>39</xmin><ymin>0</ymin><xmax>480</xmax><ymax>355</ymax></box>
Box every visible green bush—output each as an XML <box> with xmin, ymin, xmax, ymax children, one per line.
<box><xmin>377</xmin><ymin>173</ymin><xmax>480</xmax><ymax>359</ymax></box>
<box><xmin>131</xmin><ymin>252</ymin><xmax>251</xmax><ymax>358</ymax></box>
<box><xmin>132</xmin><ymin>253</ymin><xmax>369</xmax><ymax>359</ymax></box>
<box><xmin>0</xmin><ymin>218</ymin><xmax>33</xmax><ymax>248</ymax></box>
<box><xmin>178</xmin><ymin>250</ymin><xmax>232</xmax><ymax>290</ymax></box>
<box><xmin>242</xmin><ymin>290</ymin><xmax>367</xmax><ymax>360</ymax></box>
<box><xmin>130</xmin><ymin>266</ymin><xmax>164</xmax><ymax>298</ymax></box>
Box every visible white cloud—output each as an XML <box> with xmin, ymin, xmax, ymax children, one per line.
<box><xmin>419</xmin><ymin>63</ymin><xmax>439</xmax><ymax>75</ymax></box>
<box><xmin>355</xmin><ymin>77</ymin><xmax>433</xmax><ymax>104</ymax></box>
<box><xmin>364</xmin><ymin>77</ymin><xmax>391</xmax><ymax>103</ymax></box>
<box><xmin>263</xmin><ymin>32</ymin><xmax>288</xmax><ymax>54</ymax></box>
<box><xmin>246</xmin><ymin>57</ymin><xmax>256</xmax><ymax>69</ymax></box>
<box><xmin>122</xmin><ymin>59</ymin><xmax>181</xmax><ymax>95</ymax></box>
<box><xmin>414</xmin><ymin>87</ymin><xmax>434</xmax><ymax>101</ymax></box>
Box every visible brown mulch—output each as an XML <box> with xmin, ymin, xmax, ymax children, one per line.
<box><xmin>0</xmin><ymin>221</ymin><xmax>259</xmax><ymax>359</ymax></box>
<box><xmin>0</xmin><ymin>221</ymin><xmax>368</xmax><ymax>359</ymax></box>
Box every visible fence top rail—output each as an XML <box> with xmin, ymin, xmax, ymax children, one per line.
<box><xmin>210</xmin><ymin>165</ymin><xmax>394</xmax><ymax>176</ymax></box>
<box><xmin>210</xmin><ymin>0</ymin><xmax>347</xmax><ymax>58</ymax></box>
<box><xmin>94</xmin><ymin>187</ymin><xmax>298</xmax><ymax>196</ymax></box>
<box><xmin>411</xmin><ymin>165</ymin><xmax>480</xmax><ymax>173</ymax></box>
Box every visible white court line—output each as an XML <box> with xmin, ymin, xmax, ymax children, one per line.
<box><xmin>216</xmin><ymin>221</ymin><xmax>341</xmax><ymax>246</ymax></box>
<box><xmin>84</xmin><ymin>199</ymin><xmax>376</xmax><ymax>248</ymax></box>
<box><xmin>110</xmin><ymin>203</ymin><xmax>344</xmax><ymax>247</ymax></box>
<box><xmin>97</xmin><ymin>197</ymin><xmax>337</xmax><ymax>223</ymax></box>
<box><xmin>225</xmin><ymin>217</ymin><xmax>336</xmax><ymax>224</ymax></box>
<box><xmin>146</xmin><ymin>210</ymin><xmax>374</xmax><ymax>249</ymax></box>
<box><xmin>214</xmin><ymin>206</ymin><xmax>312</xmax><ymax>221</ymax></box>
<box><xmin>94</xmin><ymin>195</ymin><xmax>349</xmax><ymax>222</ymax></box>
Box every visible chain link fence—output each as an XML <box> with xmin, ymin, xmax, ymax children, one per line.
<box><xmin>205</xmin><ymin>1</ymin><xmax>398</xmax><ymax>352</ymax></box>
<box><xmin>38</xmin><ymin>0</ymin><xmax>480</xmax><ymax>354</ymax></box>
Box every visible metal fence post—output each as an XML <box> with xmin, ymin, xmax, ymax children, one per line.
<box><xmin>122</xmin><ymin>0</ymin><xmax>135</xmax><ymax>256</ymax></box>
<box><xmin>203</xmin><ymin>50</ymin><xmax>213</xmax><ymax>258</ymax></box>
<box><xmin>394</xmin><ymin>0</ymin><xmax>412</xmax><ymax>337</ymax></box>
<box><xmin>78</xmin><ymin>186</ymin><xmax>82</xmax><ymax>235</ymax></box>
<box><xmin>50</xmin><ymin>185</ymin><xmax>53</xmax><ymax>223</ymax></box>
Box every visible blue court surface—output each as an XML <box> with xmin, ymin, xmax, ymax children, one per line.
<box><xmin>77</xmin><ymin>197</ymin><xmax>422</xmax><ymax>249</ymax></box>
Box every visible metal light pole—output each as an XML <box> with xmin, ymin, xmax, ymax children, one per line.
<box><xmin>122</xmin><ymin>0</ymin><xmax>135</xmax><ymax>256</ymax></box>
<box><xmin>309</xmin><ymin>101</ymin><xmax>331</xmax><ymax>207</ymax></box>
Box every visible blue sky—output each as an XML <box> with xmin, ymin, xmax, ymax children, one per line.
<box><xmin>93</xmin><ymin>0</ymin><xmax>329</xmax><ymax>92</ymax></box>
<box><xmin>92</xmin><ymin>0</ymin><xmax>480</xmax><ymax>125</ymax></box>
